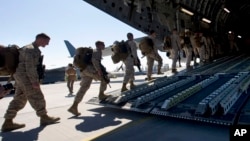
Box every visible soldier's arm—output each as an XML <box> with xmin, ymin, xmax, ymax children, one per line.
<box><xmin>25</xmin><ymin>49</ymin><xmax>39</xmax><ymax>83</ymax></box>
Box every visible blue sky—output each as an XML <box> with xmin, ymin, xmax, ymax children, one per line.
<box><xmin>1</xmin><ymin>0</ymin><xmax>171</xmax><ymax>71</ymax></box>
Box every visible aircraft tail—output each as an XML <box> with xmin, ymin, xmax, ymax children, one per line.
<box><xmin>64</xmin><ymin>40</ymin><xmax>76</xmax><ymax>57</ymax></box>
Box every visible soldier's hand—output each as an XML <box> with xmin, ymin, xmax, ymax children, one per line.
<box><xmin>0</xmin><ymin>86</ymin><xmax>11</xmax><ymax>99</ymax></box>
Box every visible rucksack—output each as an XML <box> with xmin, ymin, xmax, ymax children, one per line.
<box><xmin>0</xmin><ymin>44</ymin><xmax>19</xmax><ymax>76</ymax></box>
<box><xmin>73</xmin><ymin>47</ymin><xmax>93</xmax><ymax>70</ymax></box>
<box><xmin>139</xmin><ymin>37</ymin><xmax>154</xmax><ymax>55</ymax></box>
<box><xmin>111</xmin><ymin>41</ymin><xmax>130</xmax><ymax>64</ymax></box>
<box><xmin>163</xmin><ymin>36</ymin><xmax>172</xmax><ymax>50</ymax></box>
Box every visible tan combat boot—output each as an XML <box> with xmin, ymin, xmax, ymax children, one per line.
<box><xmin>68</xmin><ymin>102</ymin><xmax>81</xmax><ymax>116</ymax></box>
<box><xmin>121</xmin><ymin>83</ymin><xmax>128</xmax><ymax>92</ymax></box>
<box><xmin>1</xmin><ymin>119</ymin><xmax>25</xmax><ymax>132</ymax></box>
<box><xmin>130</xmin><ymin>81</ymin><xmax>135</xmax><ymax>89</ymax></box>
<box><xmin>98</xmin><ymin>91</ymin><xmax>110</xmax><ymax>101</ymax></box>
<box><xmin>157</xmin><ymin>68</ymin><xmax>164</xmax><ymax>75</ymax></box>
<box><xmin>172</xmin><ymin>69</ymin><xmax>178</xmax><ymax>74</ymax></box>
<box><xmin>40</xmin><ymin>114</ymin><xmax>60</xmax><ymax>126</ymax></box>
<box><xmin>146</xmin><ymin>75</ymin><xmax>153</xmax><ymax>81</ymax></box>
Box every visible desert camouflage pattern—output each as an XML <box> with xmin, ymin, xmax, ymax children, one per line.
<box><xmin>74</xmin><ymin>49</ymin><xmax>107</xmax><ymax>103</ymax></box>
<box><xmin>111</xmin><ymin>41</ymin><xmax>129</xmax><ymax>64</ymax></box>
<box><xmin>73</xmin><ymin>47</ymin><xmax>93</xmax><ymax>70</ymax></box>
<box><xmin>139</xmin><ymin>37</ymin><xmax>154</xmax><ymax>55</ymax></box>
<box><xmin>4</xmin><ymin>44</ymin><xmax>47</xmax><ymax>119</ymax></box>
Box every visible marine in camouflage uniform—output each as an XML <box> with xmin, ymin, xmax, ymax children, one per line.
<box><xmin>65</xmin><ymin>63</ymin><xmax>77</xmax><ymax>96</ymax></box>
<box><xmin>170</xmin><ymin>29</ymin><xmax>182</xmax><ymax>73</ymax></box>
<box><xmin>181</xmin><ymin>31</ymin><xmax>193</xmax><ymax>70</ymax></box>
<box><xmin>121</xmin><ymin>33</ymin><xmax>139</xmax><ymax>92</ymax></box>
<box><xmin>68</xmin><ymin>41</ymin><xmax>109</xmax><ymax>116</ymax></box>
<box><xmin>146</xmin><ymin>30</ymin><xmax>163</xmax><ymax>80</ymax></box>
<box><xmin>1</xmin><ymin>33</ymin><xmax>60</xmax><ymax>132</ymax></box>
<box><xmin>198</xmin><ymin>32</ymin><xmax>208</xmax><ymax>65</ymax></box>
<box><xmin>190</xmin><ymin>32</ymin><xmax>199</xmax><ymax>66</ymax></box>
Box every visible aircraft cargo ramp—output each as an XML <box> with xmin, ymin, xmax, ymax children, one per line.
<box><xmin>87</xmin><ymin>55</ymin><xmax>250</xmax><ymax>126</ymax></box>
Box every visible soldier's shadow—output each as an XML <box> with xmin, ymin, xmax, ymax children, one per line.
<box><xmin>73</xmin><ymin>113</ymin><xmax>122</xmax><ymax>132</ymax></box>
<box><xmin>0</xmin><ymin>126</ymin><xmax>45</xmax><ymax>141</ymax></box>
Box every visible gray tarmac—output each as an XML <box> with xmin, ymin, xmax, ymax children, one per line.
<box><xmin>0</xmin><ymin>68</ymin><xmax>230</xmax><ymax>141</ymax></box>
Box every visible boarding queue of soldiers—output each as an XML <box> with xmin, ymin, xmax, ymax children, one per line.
<box><xmin>0</xmin><ymin>29</ymin><xmax>232</xmax><ymax>132</ymax></box>
<box><xmin>171</xmin><ymin>29</ymin><xmax>223</xmax><ymax>71</ymax></box>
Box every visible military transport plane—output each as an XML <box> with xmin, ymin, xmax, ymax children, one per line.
<box><xmin>80</xmin><ymin>0</ymin><xmax>250</xmax><ymax>137</ymax></box>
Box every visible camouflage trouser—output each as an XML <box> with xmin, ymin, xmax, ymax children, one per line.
<box><xmin>171</xmin><ymin>48</ymin><xmax>179</xmax><ymax>69</ymax></box>
<box><xmin>4</xmin><ymin>73</ymin><xmax>47</xmax><ymax>119</ymax></box>
<box><xmin>74</xmin><ymin>65</ymin><xmax>107</xmax><ymax>103</ymax></box>
<box><xmin>146</xmin><ymin>52</ymin><xmax>162</xmax><ymax>77</ymax></box>
<box><xmin>123</xmin><ymin>56</ymin><xmax>135</xmax><ymax>84</ymax></box>
<box><xmin>183</xmin><ymin>46</ymin><xmax>193</xmax><ymax>67</ymax></box>
<box><xmin>192</xmin><ymin>47</ymin><xmax>199</xmax><ymax>64</ymax></box>
<box><xmin>197</xmin><ymin>46</ymin><xmax>205</xmax><ymax>64</ymax></box>
<box><xmin>67</xmin><ymin>75</ymin><xmax>76</xmax><ymax>93</ymax></box>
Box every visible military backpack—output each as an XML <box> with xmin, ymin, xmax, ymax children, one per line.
<box><xmin>0</xmin><ymin>45</ymin><xmax>19</xmax><ymax>76</ymax></box>
<box><xmin>111</xmin><ymin>41</ymin><xmax>130</xmax><ymax>64</ymax></box>
<box><xmin>138</xmin><ymin>37</ymin><xmax>154</xmax><ymax>55</ymax></box>
<box><xmin>73</xmin><ymin>47</ymin><xmax>93</xmax><ymax>70</ymax></box>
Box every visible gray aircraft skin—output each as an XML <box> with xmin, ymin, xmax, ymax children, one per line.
<box><xmin>82</xmin><ymin>0</ymin><xmax>250</xmax><ymax>54</ymax></box>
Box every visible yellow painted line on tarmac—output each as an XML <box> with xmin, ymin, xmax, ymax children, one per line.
<box><xmin>82</xmin><ymin>116</ymin><xmax>153</xmax><ymax>141</ymax></box>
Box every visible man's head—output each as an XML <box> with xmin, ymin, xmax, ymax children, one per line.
<box><xmin>127</xmin><ymin>32</ymin><xmax>134</xmax><ymax>40</ymax></box>
<box><xmin>95</xmin><ymin>41</ymin><xmax>105</xmax><ymax>50</ymax></box>
<box><xmin>35</xmin><ymin>33</ymin><xmax>50</xmax><ymax>47</ymax></box>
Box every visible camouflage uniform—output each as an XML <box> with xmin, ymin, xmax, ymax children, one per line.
<box><xmin>170</xmin><ymin>33</ymin><xmax>181</xmax><ymax>72</ymax></box>
<box><xmin>123</xmin><ymin>40</ymin><xmax>138</xmax><ymax>84</ymax></box>
<box><xmin>181</xmin><ymin>35</ymin><xmax>193</xmax><ymax>69</ymax></box>
<box><xmin>65</xmin><ymin>66</ymin><xmax>77</xmax><ymax>94</ymax></box>
<box><xmin>4</xmin><ymin>44</ymin><xmax>47</xmax><ymax>119</ymax></box>
<box><xmin>198</xmin><ymin>34</ymin><xmax>208</xmax><ymax>65</ymax></box>
<box><xmin>206</xmin><ymin>36</ymin><xmax>215</xmax><ymax>61</ymax></box>
<box><xmin>73</xmin><ymin>49</ymin><xmax>107</xmax><ymax>103</ymax></box>
<box><xmin>120</xmin><ymin>40</ymin><xmax>139</xmax><ymax>92</ymax></box>
<box><xmin>190</xmin><ymin>34</ymin><xmax>199</xmax><ymax>65</ymax></box>
<box><xmin>228</xmin><ymin>33</ymin><xmax>239</xmax><ymax>53</ymax></box>
<box><xmin>146</xmin><ymin>35</ymin><xmax>163</xmax><ymax>79</ymax></box>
